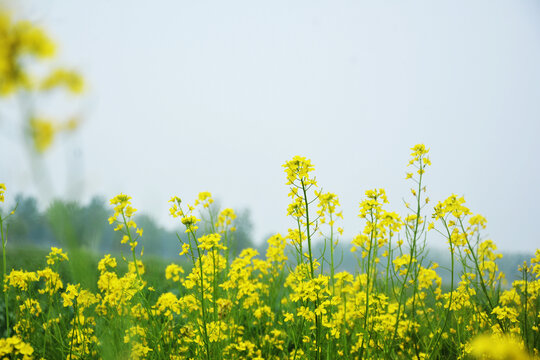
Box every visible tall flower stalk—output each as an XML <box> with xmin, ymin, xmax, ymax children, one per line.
<box><xmin>0</xmin><ymin>183</ymin><xmax>14</xmax><ymax>336</ymax></box>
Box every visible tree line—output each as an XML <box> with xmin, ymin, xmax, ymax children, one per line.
<box><xmin>5</xmin><ymin>195</ymin><xmax>256</xmax><ymax>259</ymax></box>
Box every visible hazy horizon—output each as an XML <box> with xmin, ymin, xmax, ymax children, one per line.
<box><xmin>2</xmin><ymin>0</ymin><xmax>539</xmax><ymax>252</ymax></box>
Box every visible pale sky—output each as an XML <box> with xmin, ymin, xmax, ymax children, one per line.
<box><xmin>2</xmin><ymin>0</ymin><xmax>540</xmax><ymax>252</ymax></box>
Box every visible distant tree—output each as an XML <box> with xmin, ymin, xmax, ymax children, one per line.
<box><xmin>81</xmin><ymin>197</ymin><xmax>112</xmax><ymax>252</ymax></box>
<box><xmin>230</xmin><ymin>208</ymin><xmax>254</xmax><ymax>256</ymax></box>
<box><xmin>134</xmin><ymin>214</ymin><xmax>161</xmax><ymax>256</ymax></box>
<box><xmin>9</xmin><ymin>195</ymin><xmax>53</xmax><ymax>246</ymax></box>
<box><xmin>7</xmin><ymin>194</ymin><xmax>260</xmax><ymax>265</ymax></box>
<box><xmin>46</xmin><ymin>199</ymin><xmax>87</xmax><ymax>249</ymax></box>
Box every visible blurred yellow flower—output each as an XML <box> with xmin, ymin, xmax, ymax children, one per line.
<box><xmin>0</xmin><ymin>183</ymin><xmax>5</xmax><ymax>202</ymax></box>
<box><xmin>41</xmin><ymin>68</ymin><xmax>84</xmax><ymax>93</ymax></box>
<box><xmin>466</xmin><ymin>333</ymin><xmax>531</xmax><ymax>360</ymax></box>
<box><xmin>29</xmin><ymin>118</ymin><xmax>56</xmax><ymax>153</ymax></box>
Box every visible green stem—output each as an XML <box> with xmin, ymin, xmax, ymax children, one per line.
<box><xmin>329</xmin><ymin>213</ymin><xmax>335</xmax><ymax>296</ymax></box>
<box><xmin>300</xmin><ymin>179</ymin><xmax>314</xmax><ymax>279</ymax></box>
<box><xmin>1</xmin><ymin>217</ymin><xmax>9</xmax><ymax>336</ymax></box>
<box><xmin>427</xmin><ymin>219</ymin><xmax>455</xmax><ymax>358</ymax></box>
<box><xmin>188</xmin><ymin>230</ymin><xmax>211</xmax><ymax>360</ymax></box>
<box><xmin>297</xmin><ymin>218</ymin><xmax>304</xmax><ymax>266</ymax></box>
<box><xmin>457</xmin><ymin>218</ymin><xmax>505</xmax><ymax>332</ymax></box>
<box><xmin>68</xmin><ymin>301</ymin><xmax>79</xmax><ymax>360</ymax></box>
<box><xmin>523</xmin><ymin>266</ymin><xmax>529</xmax><ymax>353</ymax></box>
<box><xmin>388</xmin><ymin>158</ymin><xmax>424</xmax><ymax>355</ymax></box>
<box><xmin>299</xmin><ymin>179</ymin><xmax>321</xmax><ymax>359</ymax></box>
<box><xmin>359</xmin><ymin>209</ymin><xmax>377</xmax><ymax>359</ymax></box>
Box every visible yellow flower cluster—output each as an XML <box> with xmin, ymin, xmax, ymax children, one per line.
<box><xmin>29</xmin><ymin>118</ymin><xmax>56</xmax><ymax>153</ymax></box>
<box><xmin>29</xmin><ymin>117</ymin><xmax>81</xmax><ymax>153</ymax></box>
<box><xmin>40</xmin><ymin>68</ymin><xmax>84</xmax><ymax>94</ymax></box>
<box><xmin>216</xmin><ymin>208</ymin><xmax>236</xmax><ymax>232</ymax></box>
<box><xmin>194</xmin><ymin>191</ymin><xmax>214</xmax><ymax>208</ymax></box>
<box><xmin>109</xmin><ymin>194</ymin><xmax>143</xmax><ymax>251</ymax></box>
<box><xmin>0</xmin><ymin>145</ymin><xmax>539</xmax><ymax>360</ymax></box>
<box><xmin>282</xmin><ymin>155</ymin><xmax>316</xmax><ymax>187</ymax></box>
<box><xmin>1</xmin><ymin>11</ymin><xmax>84</xmax><ymax>155</ymax></box>
<box><xmin>466</xmin><ymin>333</ymin><xmax>532</xmax><ymax>360</ymax></box>
<box><xmin>0</xmin><ymin>12</ymin><xmax>55</xmax><ymax>95</ymax></box>
<box><xmin>169</xmin><ymin>195</ymin><xmax>203</xmax><ymax>234</ymax></box>
<box><xmin>0</xmin><ymin>336</ymin><xmax>34</xmax><ymax>359</ymax></box>
<box><xmin>316</xmin><ymin>191</ymin><xmax>344</xmax><ymax>237</ymax></box>
<box><xmin>46</xmin><ymin>246</ymin><xmax>69</xmax><ymax>265</ymax></box>
<box><xmin>198</xmin><ymin>233</ymin><xmax>226</xmax><ymax>251</ymax></box>
<box><xmin>407</xmin><ymin>143</ymin><xmax>431</xmax><ymax>175</ymax></box>
<box><xmin>97</xmin><ymin>254</ymin><xmax>117</xmax><ymax>272</ymax></box>
<box><xmin>265</xmin><ymin>234</ymin><xmax>287</xmax><ymax>266</ymax></box>
<box><xmin>4</xmin><ymin>270</ymin><xmax>38</xmax><ymax>292</ymax></box>
<box><xmin>165</xmin><ymin>263</ymin><xmax>184</xmax><ymax>282</ymax></box>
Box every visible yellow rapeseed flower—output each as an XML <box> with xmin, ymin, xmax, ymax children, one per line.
<box><xmin>0</xmin><ymin>12</ymin><xmax>55</xmax><ymax>95</ymax></box>
<box><xmin>40</xmin><ymin>68</ymin><xmax>84</xmax><ymax>93</ymax></box>
<box><xmin>29</xmin><ymin>118</ymin><xmax>56</xmax><ymax>153</ymax></box>
<box><xmin>46</xmin><ymin>246</ymin><xmax>69</xmax><ymax>265</ymax></box>
<box><xmin>282</xmin><ymin>155</ymin><xmax>316</xmax><ymax>187</ymax></box>
<box><xmin>466</xmin><ymin>333</ymin><xmax>531</xmax><ymax>360</ymax></box>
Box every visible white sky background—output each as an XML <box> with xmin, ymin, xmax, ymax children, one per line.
<box><xmin>2</xmin><ymin>1</ymin><xmax>540</xmax><ymax>252</ymax></box>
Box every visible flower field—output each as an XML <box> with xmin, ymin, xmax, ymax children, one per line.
<box><xmin>0</xmin><ymin>145</ymin><xmax>539</xmax><ymax>359</ymax></box>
